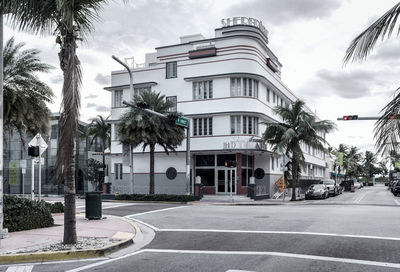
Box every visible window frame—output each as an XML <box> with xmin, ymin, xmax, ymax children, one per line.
<box><xmin>166</xmin><ymin>61</ymin><xmax>177</xmax><ymax>79</ymax></box>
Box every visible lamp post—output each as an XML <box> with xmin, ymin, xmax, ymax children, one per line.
<box><xmin>112</xmin><ymin>55</ymin><xmax>134</xmax><ymax>194</ymax></box>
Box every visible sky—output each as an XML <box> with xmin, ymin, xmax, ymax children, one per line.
<box><xmin>4</xmin><ymin>0</ymin><xmax>400</xmax><ymax>154</ymax></box>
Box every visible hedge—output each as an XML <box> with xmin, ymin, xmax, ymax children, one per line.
<box><xmin>43</xmin><ymin>201</ymin><xmax>65</xmax><ymax>213</ymax></box>
<box><xmin>115</xmin><ymin>194</ymin><xmax>195</xmax><ymax>202</ymax></box>
<box><xmin>4</xmin><ymin>195</ymin><xmax>54</xmax><ymax>232</ymax></box>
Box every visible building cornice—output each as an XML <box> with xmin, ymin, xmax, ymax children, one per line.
<box><xmin>103</xmin><ymin>82</ymin><xmax>158</xmax><ymax>92</ymax></box>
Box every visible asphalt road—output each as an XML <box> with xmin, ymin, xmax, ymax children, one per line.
<box><xmin>3</xmin><ymin>184</ymin><xmax>400</xmax><ymax>272</ymax></box>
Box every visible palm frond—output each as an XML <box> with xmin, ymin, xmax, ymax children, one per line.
<box><xmin>344</xmin><ymin>2</ymin><xmax>400</xmax><ymax>63</ymax></box>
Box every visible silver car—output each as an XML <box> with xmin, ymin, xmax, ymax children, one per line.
<box><xmin>322</xmin><ymin>179</ymin><xmax>338</xmax><ymax>196</ymax></box>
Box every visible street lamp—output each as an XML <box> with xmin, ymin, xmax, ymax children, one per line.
<box><xmin>112</xmin><ymin>55</ymin><xmax>134</xmax><ymax>194</ymax></box>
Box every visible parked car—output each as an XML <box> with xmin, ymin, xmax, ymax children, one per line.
<box><xmin>305</xmin><ymin>184</ymin><xmax>329</xmax><ymax>200</ymax></box>
<box><xmin>322</xmin><ymin>179</ymin><xmax>338</xmax><ymax>196</ymax></box>
<box><xmin>391</xmin><ymin>181</ymin><xmax>400</xmax><ymax>196</ymax></box>
<box><xmin>340</xmin><ymin>180</ymin><xmax>354</xmax><ymax>191</ymax></box>
<box><xmin>354</xmin><ymin>181</ymin><xmax>363</xmax><ymax>189</ymax></box>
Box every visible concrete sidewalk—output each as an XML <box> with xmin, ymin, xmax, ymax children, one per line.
<box><xmin>195</xmin><ymin>194</ymin><xmax>305</xmax><ymax>205</ymax></box>
<box><xmin>0</xmin><ymin>213</ymin><xmax>136</xmax><ymax>263</ymax></box>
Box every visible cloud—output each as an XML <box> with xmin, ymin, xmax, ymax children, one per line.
<box><xmin>86</xmin><ymin>103</ymin><xmax>97</xmax><ymax>108</ymax></box>
<box><xmin>299</xmin><ymin>69</ymin><xmax>385</xmax><ymax>99</ymax></box>
<box><xmin>50</xmin><ymin>75</ymin><xmax>63</xmax><ymax>84</ymax></box>
<box><xmin>96</xmin><ymin>105</ymin><xmax>111</xmax><ymax>112</ymax></box>
<box><xmin>84</xmin><ymin>94</ymin><xmax>98</xmax><ymax>99</ymax></box>
<box><xmin>94</xmin><ymin>73</ymin><xmax>111</xmax><ymax>85</ymax></box>
<box><xmin>370</xmin><ymin>39</ymin><xmax>400</xmax><ymax>63</ymax></box>
<box><xmin>227</xmin><ymin>0</ymin><xmax>341</xmax><ymax>26</ymax></box>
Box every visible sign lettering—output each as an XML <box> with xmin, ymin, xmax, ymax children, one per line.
<box><xmin>221</xmin><ymin>17</ymin><xmax>269</xmax><ymax>38</ymax></box>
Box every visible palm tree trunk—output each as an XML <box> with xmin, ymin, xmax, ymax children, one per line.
<box><xmin>102</xmin><ymin>139</ymin><xmax>106</xmax><ymax>191</ymax></box>
<box><xmin>291</xmin><ymin>158</ymin><xmax>298</xmax><ymax>201</ymax></box>
<box><xmin>0</xmin><ymin>13</ymin><xmax>4</xmax><ymax>233</ymax></box>
<box><xmin>149</xmin><ymin>144</ymin><xmax>155</xmax><ymax>195</ymax></box>
<box><xmin>63</xmin><ymin>166</ymin><xmax>76</xmax><ymax>244</ymax></box>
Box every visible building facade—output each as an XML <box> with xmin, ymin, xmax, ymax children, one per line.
<box><xmin>106</xmin><ymin>18</ymin><xmax>329</xmax><ymax>196</ymax></box>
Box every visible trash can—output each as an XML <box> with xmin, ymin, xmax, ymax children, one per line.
<box><xmin>85</xmin><ymin>191</ymin><xmax>102</xmax><ymax>219</ymax></box>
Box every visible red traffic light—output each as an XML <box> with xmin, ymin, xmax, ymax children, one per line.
<box><xmin>343</xmin><ymin>115</ymin><xmax>358</xmax><ymax>120</ymax></box>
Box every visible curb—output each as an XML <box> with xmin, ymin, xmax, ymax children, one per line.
<box><xmin>0</xmin><ymin>216</ymin><xmax>137</xmax><ymax>265</ymax></box>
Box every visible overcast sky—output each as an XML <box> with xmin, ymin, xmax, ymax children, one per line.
<box><xmin>4</xmin><ymin>0</ymin><xmax>400</xmax><ymax>153</ymax></box>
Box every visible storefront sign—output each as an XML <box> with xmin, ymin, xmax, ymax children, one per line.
<box><xmin>223</xmin><ymin>140</ymin><xmax>267</xmax><ymax>150</ymax></box>
<box><xmin>221</xmin><ymin>17</ymin><xmax>269</xmax><ymax>37</ymax></box>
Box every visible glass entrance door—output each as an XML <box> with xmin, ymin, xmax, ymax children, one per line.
<box><xmin>217</xmin><ymin>169</ymin><xmax>236</xmax><ymax>194</ymax></box>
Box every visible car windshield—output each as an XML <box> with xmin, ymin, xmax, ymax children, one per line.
<box><xmin>323</xmin><ymin>180</ymin><xmax>334</xmax><ymax>185</ymax></box>
<box><xmin>311</xmin><ymin>184</ymin><xmax>324</xmax><ymax>190</ymax></box>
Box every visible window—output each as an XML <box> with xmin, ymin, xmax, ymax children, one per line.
<box><xmin>230</xmin><ymin>78</ymin><xmax>241</xmax><ymax>96</ymax></box>
<box><xmin>231</xmin><ymin>77</ymin><xmax>258</xmax><ymax>98</ymax></box>
<box><xmin>134</xmin><ymin>87</ymin><xmax>151</xmax><ymax>97</ymax></box>
<box><xmin>271</xmin><ymin>157</ymin><xmax>275</xmax><ymax>170</ymax></box>
<box><xmin>113</xmin><ymin>124</ymin><xmax>119</xmax><ymax>141</ymax></box>
<box><xmin>50</xmin><ymin>125</ymin><xmax>58</xmax><ymax>139</ymax></box>
<box><xmin>267</xmin><ymin>88</ymin><xmax>270</xmax><ymax>103</ymax></box>
<box><xmin>272</xmin><ymin>92</ymin><xmax>276</xmax><ymax>104</ymax></box>
<box><xmin>193</xmin><ymin>118</ymin><xmax>213</xmax><ymax>136</ymax></box>
<box><xmin>166</xmin><ymin>61</ymin><xmax>177</xmax><ymax>78</ymax></box>
<box><xmin>196</xmin><ymin>155</ymin><xmax>215</xmax><ymax>167</ymax></box>
<box><xmin>241</xmin><ymin>155</ymin><xmax>254</xmax><ymax>186</ymax></box>
<box><xmin>114</xmin><ymin>163</ymin><xmax>123</xmax><ymax>180</ymax></box>
<box><xmin>114</xmin><ymin>90</ymin><xmax>123</xmax><ymax>107</ymax></box>
<box><xmin>195</xmin><ymin>169</ymin><xmax>215</xmax><ymax>186</ymax></box>
<box><xmin>166</xmin><ymin>96</ymin><xmax>177</xmax><ymax>113</ymax></box>
<box><xmin>231</xmin><ymin>115</ymin><xmax>259</xmax><ymax>135</ymax></box>
<box><xmin>193</xmin><ymin>81</ymin><xmax>213</xmax><ymax>100</ymax></box>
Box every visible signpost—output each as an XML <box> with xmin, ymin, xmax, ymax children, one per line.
<box><xmin>8</xmin><ymin>161</ymin><xmax>18</xmax><ymax>185</ymax></box>
<box><xmin>175</xmin><ymin>117</ymin><xmax>190</xmax><ymax>195</ymax></box>
<box><xmin>28</xmin><ymin>134</ymin><xmax>48</xmax><ymax>201</ymax></box>
<box><xmin>20</xmin><ymin>160</ymin><xmax>26</xmax><ymax>195</ymax></box>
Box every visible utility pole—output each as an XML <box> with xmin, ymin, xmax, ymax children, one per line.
<box><xmin>112</xmin><ymin>56</ymin><xmax>134</xmax><ymax>194</ymax></box>
<box><xmin>0</xmin><ymin>12</ymin><xmax>5</xmax><ymax>238</ymax></box>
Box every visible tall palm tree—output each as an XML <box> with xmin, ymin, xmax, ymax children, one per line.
<box><xmin>118</xmin><ymin>91</ymin><xmax>185</xmax><ymax>195</ymax></box>
<box><xmin>263</xmin><ymin>100</ymin><xmax>335</xmax><ymax>201</ymax></box>
<box><xmin>4</xmin><ymin>37</ymin><xmax>53</xmax><ymax>140</ymax></box>
<box><xmin>343</xmin><ymin>2</ymin><xmax>400</xmax><ymax>155</ymax></box>
<box><xmin>362</xmin><ymin>151</ymin><xmax>378</xmax><ymax>183</ymax></box>
<box><xmin>86</xmin><ymin>115</ymin><xmax>111</xmax><ymax>189</ymax></box>
<box><xmin>4</xmin><ymin>0</ymin><xmax>113</xmax><ymax>244</ymax></box>
<box><xmin>345</xmin><ymin>146</ymin><xmax>362</xmax><ymax>179</ymax></box>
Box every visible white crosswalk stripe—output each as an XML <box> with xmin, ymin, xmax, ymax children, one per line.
<box><xmin>6</xmin><ymin>266</ymin><xmax>34</xmax><ymax>272</ymax></box>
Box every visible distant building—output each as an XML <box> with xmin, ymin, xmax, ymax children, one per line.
<box><xmin>105</xmin><ymin>17</ymin><xmax>329</xmax><ymax>196</ymax></box>
<box><xmin>3</xmin><ymin>113</ymin><xmax>107</xmax><ymax>195</ymax></box>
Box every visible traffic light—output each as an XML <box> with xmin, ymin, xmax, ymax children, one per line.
<box><xmin>224</xmin><ymin>161</ymin><xmax>237</xmax><ymax>168</ymax></box>
<box><xmin>343</xmin><ymin>115</ymin><xmax>358</xmax><ymax>120</ymax></box>
<box><xmin>28</xmin><ymin>146</ymin><xmax>39</xmax><ymax>157</ymax></box>
<box><xmin>389</xmin><ymin>115</ymin><xmax>400</xmax><ymax>119</ymax></box>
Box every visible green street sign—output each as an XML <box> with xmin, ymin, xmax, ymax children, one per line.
<box><xmin>175</xmin><ymin>117</ymin><xmax>189</xmax><ymax>127</ymax></box>
<box><xmin>337</xmin><ymin>152</ymin><xmax>344</xmax><ymax>166</ymax></box>
<box><xmin>395</xmin><ymin>161</ymin><xmax>400</xmax><ymax>169</ymax></box>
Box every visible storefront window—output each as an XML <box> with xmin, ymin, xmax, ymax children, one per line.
<box><xmin>217</xmin><ymin>154</ymin><xmax>236</xmax><ymax>166</ymax></box>
<box><xmin>196</xmin><ymin>155</ymin><xmax>215</xmax><ymax>167</ymax></box>
<box><xmin>195</xmin><ymin>169</ymin><xmax>215</xmax><ymax>186</ymax></box>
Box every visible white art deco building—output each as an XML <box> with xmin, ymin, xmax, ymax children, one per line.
<box><xmin>105</xmin><ymin>17</ymin><xmax>329</xmax><ymax>196</ymax></box>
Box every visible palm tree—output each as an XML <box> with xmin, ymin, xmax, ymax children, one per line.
<box><xmin>362</xmin><ymin>151</ymin><xmax>378</xmax><ymax>184</ymax></box>
<box><xmin>4</xmin><ymin>0</ymin><xmax>113</xmax><ymax>244</ymax></box>
<box><xmin>263</xmin><ymin>100</ymin><xmax>335</xmax><ymax>201</ymax></box>
<box><xmin>345</xmin><ymin>146</ymin><xmax>362</xmax><ymax>180</ymax></box>
<box><xmin>4</xmin><ymin>37</ymin><xmax>53</xmax><ymax>140</ymax></box>
<box><xmin>117</xmin><ymin>91</ymin><xmax>185</xmax><ymax>195</ymax></box>
<box><xmin>343</xmin><ymin>2</ymin><xmax>400</xmax><ymax>155</ymax></box>
<box><xmin>86</xmin><ymin>115</ymin><xmax>111</xmax><ymax>190</ymax></box>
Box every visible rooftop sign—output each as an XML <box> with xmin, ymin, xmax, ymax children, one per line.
<box><xmin>221</xmin><ymin>17</ymin><xmax>269</xmax><ymax>38</ymax></box>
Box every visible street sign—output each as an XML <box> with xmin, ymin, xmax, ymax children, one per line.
<box><xmin>20</xmin><ymin>160</ymin><xmax>27</xmax><ymax>169</ymax></box>
<box><xmin>175</xmin><ymin>117</ymin><xmax>189</xmax><ymax>127</ymax></box>
<box><xmin>275</xmin><ymin>177</ymin><xmax>289</xmax><ymax>192</ymax></box>
<box><xmin>28</xmin><ymin>134</ymin><xmax>48</xmax><ymax>155</ymax></box>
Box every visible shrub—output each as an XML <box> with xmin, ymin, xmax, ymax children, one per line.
<box><xmin>4</xmin><ymin>195</ymin><xmax>54</xmax><ymax>232</ymax></box>
<box><xmin>115</xmin><ymin>194</ymin><xmax>194</xmax><ymax>202</ymax></box>
<box><xmin>42</xmin><ymin>201</ymin><xmax>65</xmax><ymax>213</ymax></box>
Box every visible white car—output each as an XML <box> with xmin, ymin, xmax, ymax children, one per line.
<box><xmin>354</xmin><ymin>182</ymin><xmax>362</xmax><ymax>189</ymax></box>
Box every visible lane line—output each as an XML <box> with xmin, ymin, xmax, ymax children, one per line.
<box><xmin>6</xmin><ymin>266</ymin><xmax>33</xmax><ymax>272</ymax></box>
<box><xmin>144</xmin><ymin>249</ymin><xmax>400</xmax><ymax>269</ymax></box>
<box><xmin>125</xmin><ymin>206</ymin><xmax>187</xmax><ymax>217</ymax></box>
<box><xmin>394</xmin><ymin>198</ymin><xmax>400</xmax><ymax>206</ymax></box>
<box><xmin>65</xmin><ymin>250</ymin><xmax>145</xmax><ymax>272</ymax></box>
<box><xmin>156</xmin><ymin>228</ymin><xmax>400</xmax><ymax>241</ymax></box>
<box><xmin>66</xmin><ymin>248</ymin><xmax>400</xmax><ymax>271</ymax></box>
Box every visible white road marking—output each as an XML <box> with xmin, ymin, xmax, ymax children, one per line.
<box><xmin>144</xmin><ymin>249</ymin><xmax>400</xmax><ymax>269</ymax></box>
<box><xmin>66</xmin><ymin>248</ymin><xmax>400</xmax><ymax>271</ymax></box>
<box><xmin>6</xmin><ymin>266</ymin><xmax>34</xmax><ymax>272</ymax></box>
<box><xmin>125</xmin><ymin>206</ymin><xmax>187</xmax><ymax>217</ymax></box>
<box><xmin>76</xmin><ymin>203</ymin><xmax>138</xmax><ymax>210</ymax></box>
<box><xmin>156</xmin><ymin>228</ymin><xmax>400</xmax><ymax>241</ymax></box>
<box><xmin>125</xmin><ymin>218</ymin><xmax>160</xmax><ymax>231</ymax></box>
<box><xmin>353</xmin><ymin>192</ymin><xmax>368</xmax><ymax>203</ymax></box>
<box><xmin>65</xmin><ymin>250</ymin><xmax>145</xmax><ymax>272</ymax></box>
<box><xmin>394</xmin><ymin>198</ymin><xmax>400</xmax><ymax>206</ymax></box>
